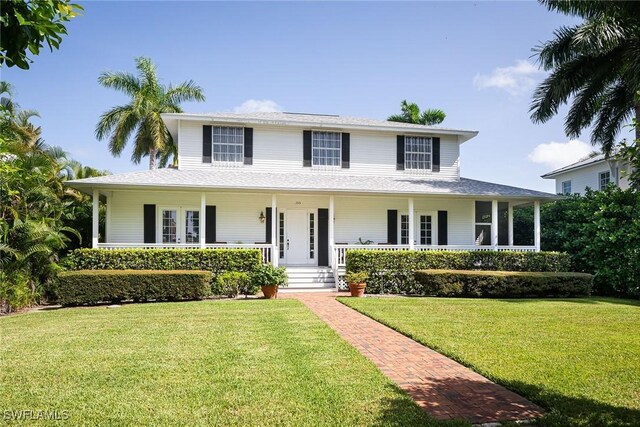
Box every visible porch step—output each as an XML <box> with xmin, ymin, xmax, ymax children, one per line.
<box><xmin>283</xmin><ymin>266</ymin><xmax>336</xmax><ymax>291</ymax></box>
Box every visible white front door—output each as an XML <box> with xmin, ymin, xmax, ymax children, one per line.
<box><xmin>285</xmin><ymin>209</ymin><xmax>311</xmax><ymax>265</ymax></box>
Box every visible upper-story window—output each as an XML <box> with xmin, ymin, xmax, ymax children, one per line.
<box><xmin>213</xmin><ymin>126</ymin><xmax>244</xmax><ymax>163</ymax></box>
<box><xmin>405</xmin><ymin>136</ymin><xmax>432</xmax><ymax>170</ymax></box>
<box><xmin>561</xmin><ymin>180</ymin><xmax>572</xmax><ymax>194</ymax></box>
<box><xmin>599</xmin><ymin>171</ymin><xmax>610</xmax><ymax>190</ymax></box>
<box><xmin>312</xmin><ymin>131</ymin><xmax>341</xmax><ymax>167</ymax></box>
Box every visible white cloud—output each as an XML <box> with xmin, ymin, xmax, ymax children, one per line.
<box><xmin>233</xmin><ymin>99</ymin><xmax>282</xmax><ymax>113</ymax></box>
<box><xmin>473</xmin><ymin>60</ymin><xmax>543</xmax><ymax>96</ymax></box>
<box><xmin>528</xmin><ymin>139</ymin><xmax>593</xmax><ymax>169</ymax></box>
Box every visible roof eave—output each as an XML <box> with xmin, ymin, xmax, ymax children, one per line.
<box><xmin>161</xmin><ymin>113</ymin><xmax>479</xmax><ymax>143</ymax></box>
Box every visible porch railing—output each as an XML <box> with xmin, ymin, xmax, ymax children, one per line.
<box><xmin>331</xmin><ymin>244</ymin><xmax>538</xmax><ymax>267</ymax></box>
<box><xmin>95</xmin><ymin>243</ymin><xmax>273</xmax><ymax>264</ymax></box>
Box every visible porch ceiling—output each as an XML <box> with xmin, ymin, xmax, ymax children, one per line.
<box><xmin>66</xmin><ymin>168</ymin><xmax>559</xmax><ymax>201</ymax></box>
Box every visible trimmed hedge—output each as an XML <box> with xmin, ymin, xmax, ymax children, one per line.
<box><xmin>63</xmin><ymin>249</ymin><xmax>262</xmax><ymax>277</ymax></box>
<box><xmin>57</xmin><ymin>270</ymin><xmax>212</xmax><ymax>306</ymax></box>
<box><xmin>414</xmin><ymin>269</ymin><xmax>593</xmax><ymax>297</ymax></box>
<box><xmin>346</xmin><ymin>250</ymin><xmax>572</xmax><ymax>294</ymax></box>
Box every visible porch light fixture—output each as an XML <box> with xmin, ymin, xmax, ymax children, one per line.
<box><xmin>259</xmin><ymin>211</ymin><xmax>266</xmax><ymax>223</ymax></box>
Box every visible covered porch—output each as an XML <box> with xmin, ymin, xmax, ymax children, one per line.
<box><xmin>89</xmin><ymin>189</ymin><xmax>542</xmax><ymax>274</ymax></box>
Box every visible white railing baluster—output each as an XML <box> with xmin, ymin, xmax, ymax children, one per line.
<box><xmin>330</xmin><ymin>244</ymin><xmax>538</xmax><ymax>267</ymax></box>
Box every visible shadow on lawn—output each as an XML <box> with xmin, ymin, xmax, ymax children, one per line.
<box><xmin>375</xmin><ymin>376</ymin><xmax>640</xmax><ymax>427</ymax></box>
<box><xmin>498</xmin><ymin>378</ymin><xmax>640</xmax><ymax>427</ymax></box>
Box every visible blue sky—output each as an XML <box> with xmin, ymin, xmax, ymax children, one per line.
<box><xmin>3</xmin><ymin>1</ymin><xmax>599</xmax><ymax>191</ymax></box>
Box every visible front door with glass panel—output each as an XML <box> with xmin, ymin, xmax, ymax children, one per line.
<box><xmin>159</xmin><ymin>207</ymin><xmax>200</xmax><ymax>244</ymax></box>
<box><xmin>399</xmin><ymin>212</ymin><xmax>436</xmax><ymax>246</ymax></box>
<box><xmin>283</xmin><ymin>209</ymin><xmax>315</xmax><ymax>265</ymax></box>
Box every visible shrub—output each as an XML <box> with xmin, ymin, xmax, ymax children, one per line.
<box><xmin>0</xmin><ymin>271</ymin><xmax>35</xmax><ymax>315</ymax></box>
<box><xmin>63</xmin><ymin>249</ymin><xmax>261</xmax><ymax>278</ymax></box>
<box><xmin>251</xmin><ymin>264</ymin><xmax>288</xmax><ymax>288</ymax></box>
<box><xmin>57</xmin><ymin>270</ymin><xmax>211</xmax><ymax>306</ymax></box>
<box><xmin>213</xmin><ymin>271</ymin><xmax>257</xmax><ymax>298</ymax></box>
<box><xmin>345</xmin><ymin>272</ymin><xmax>368</xmax><ymax>284</ymax></box>
<box><xmin>414</xmin><ymin>270</ymin><xmax>593</xmax><ymax>298</ymax></box>
<box><xmin>346</xmin><ymin>250</ymin><xmax>571</xmax><ymax>294</ymax></box>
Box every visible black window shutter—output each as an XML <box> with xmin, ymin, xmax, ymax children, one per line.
<box><xmin>438</xmin><ymin>210</ymin><xmax>448</xmax><ymax>245</ymax></box>
<box><xmin>341</xmin><ymin>133</ymin><xmax>350</xmax><ymax>169</ymax></box>
<box><xmin>396</xmin><ymin>136</ymin><xmax>405</xmax><ymax>170</ymax></box>
<box><xmin>387</xmin><ymin>210</ymin><xmax>398</xmax><ymax>244</ymax></box>
<box><xmin>244</xmin><ymin>128</ymin><xmax>253</xmax><ymax>165</ymax></box>
<box><xmin>205</xmin><ymin>205</ymin><xmax>216</xmax><ymax>243</ymax></box>
<box><xmin>265</xmin><ymin>207</ymin><xmax>272</xmax><ymax>243</ymax></box>
<box><xmin>318</xmin><ymin>208</ymin><xmax>329</xmax><ymax>266</ymax></box>
<box><xmin>143</xmin><ymin>204</ymin><xmax>156</xmax><ymax>243</ymax></box>
<box><xmin>432</xmin><ymin>137</ymin><xmax>440</xmax><ymax>172</ymax></box>
<box><xmin>303</xmin><ymin>130</ymin><xmax>312</xmax><ymax>167</ymax></box>
<box><xmin>203</xmin><ymin>125</ymin><xmax>212</xmax><ymax>163</ymax></box>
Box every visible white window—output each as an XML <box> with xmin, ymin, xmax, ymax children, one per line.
<box><xmin>561</xmin><ymin>180</ymin><xmax>572</xmax><ymax>195</ymax></box>
<box><xmin>599</xmin><ymin>171</ymin><xmax>610</xmax><ymax>190</ymax></box>
<box><xmin>400</xmin><ymin>214</ymin><xmax>409</xmax><ymax>245</ymax></box>
<box><xmin>161</xmin><ymin>209</ymin><xmax>178</xmax><ymax>243</ymax></box>
<box><xmin>405</xmin><ymin>136</ymin><xmax>432</xmax><ymax>170</ymax></box>
<box><xmin>309</xmin><ymin>212</ymin><xmax>315</xmax><ymax>259</ymax></box>
<box><xmin>312</xmin><ymin>131</ymin><xmax>341</xmax><ymax>167</ymax></box>
<box><xmin>475</xmin><ymin>201</ymin><xmax>492</xmax><ymax>246</ymax></box>
<box><xmin>184</xmin><ymin>210</ymin><xmax>200</xmax><ymax>243</ymax></box>
<box><xmin>212</xmin><ymin>126</ymin><xmax>244</xmax><ymax>164</ymax></box>
<box><xmin>158</xmin><ymin>207</ymin><xmax>200</xmax><ymax>244</ymax></box>
<box><xmin>419</xmin><ymin>215</ymin><xmax>433</xmax><ymax>245</ymax></box>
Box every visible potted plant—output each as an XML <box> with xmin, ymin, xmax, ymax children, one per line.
<box><xmin>346</xmin><ymin>272</ymin><xmax>368</xmax><ymax>297</ymax></box>
<box><xmin>251</xmin><ymin>264</ymin><xmax>288</xmax><ymax>299</ymax></box>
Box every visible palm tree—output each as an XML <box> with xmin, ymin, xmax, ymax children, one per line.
<box><xmin>530</xmin><ymin>0</ymin><xmax>640</xmax><ymax>154</ymax></box>
<box><xmin>388</xmin><ymin>100</ymin><xmax>446</xmax><ymax>126</ymax></box>
<box><xmin>95</xmin><ymin>57</ymin><xmax>205</xmax><ymax>169</ymax></box>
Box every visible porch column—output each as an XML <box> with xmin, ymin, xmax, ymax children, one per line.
<box><xmin>92</xmin><ymin>189</ymin><xmax>99</xmax><ymax>248</ymax></box>
<box><xmin>491</xmin><ymin>200</ymin><xmax>498</xmax><ymax>248</ymax></box>
<box><xmin>200</xmin><ymin>192</ymin><xmax>206</xmax><ymax>249</ymax></box>
<box><xmin>271</xmin><ymin>194</ymin><xmax>278</xmax><ymax>266</ymax></box>
<box><xmin>329</xmin><ymin>195</ymin><xmax>335</xmax><ymax>268</ymax></box>
<box><xmin>534</xmin><ymin>200</ymin><xmax>541</xmax><ymax>252</ymax></box>
<box><xmin>508</xmin><ymin>202</ymin><xmax>514</xmax><ymax>247</ymax></box>
<box><xmin>408</xmin><ymin>197</ymin><xmax>414</xmax><ymax>249</ymax></box>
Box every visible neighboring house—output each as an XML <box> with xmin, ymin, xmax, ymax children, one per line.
<box><xmin>67</xmin><ymin>112</ymin><xmax>556</xmax><ymax>290</ymax></box>
<box><xmin>542</xmin><ymin>153</ymin><xmax>632</xmax><ymax>195</ymax></box>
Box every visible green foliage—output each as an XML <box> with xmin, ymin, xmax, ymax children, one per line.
<box><xmin>213</xmin><ymin>271</ymin><xmax>257</xmax><ymax>298</ymax></box>
<box><xmin>387</xmin><ymin>100</ymin><xmax>446</xmax><ymax>126</ymax></box>
<box><xmin>531</xmin><ymin>1</ymin><xmax>640</xmax><ymax>152</ymax></box>
<box><xmin>346</xmin><ymin>250</ymin><xmax>571</xmax><ymax>294</ymax></box>
<box><xmin>0</xmin><ymin>0</ymin><xmax>82</xmax><ymax>69</ymax></box>
<box><xmin>56</xmin><ymin>270</ymin><xmax>211</xmax><ymax>306</ymax></box>
<box><xmin>250</xmin><ymin>264</ymin><xmax>288</xmax><ymax>288</ymax></box>
<box><xmin>617</xmin><ymin>117</ymin><xmax>640</xmax><ymax>188</ymax></box>
<box><xmin>345</xmin><ymin>271</ymin><xmax>368</xmax><ymax>284</ymax></box>
<box><xmin>414</xmin><ymin>269</ymin><xmax>592</xmax><ymax>297</ymax></box>
<box><xmin>95</xmin><ymin>57</ymin><xmax>205</xmax><ymax>169</ymax></box>
<box><xmin>540</xmin><ymin>187</ymin><xmax>640</xmax><ymax>297</ymax></box>
<box><xmin>0</xmin><ymin>83</ymin><xmax>107</xmax><ymax>312</ymax></box>
<box><xmin>0</xmin><ymin>271</ymin><xmax>33</xmax><ymax>314</ymax></box>
<box><xmin>63</xmin><ymin>248</ymin><xmax>261</xmax><ymax>278</ymax></box>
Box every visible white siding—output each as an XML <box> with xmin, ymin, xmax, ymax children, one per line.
<box><xmin>177</xmin><ymin>120</ymin><xmax>460</xmax><ymax>180</ymax></box>
<box><xmin>553</xmin><ymin>163</ymin><xmax>616</xmax><ymax>195</ymax></box>
<box><xmin>108</xmin><ymin>191</ymin><xmax>479</xmax><ymax>246</ymax></box>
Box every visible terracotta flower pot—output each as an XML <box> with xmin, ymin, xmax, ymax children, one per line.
<box><xmin>261</xmin><ymin>285</ymin><xmax>279</xmax><ymax>299</ymax></box>
<box><xmin>348</xmin><ymin>283</ymin><xmax>366</xmax><ymax>297</ymax></box>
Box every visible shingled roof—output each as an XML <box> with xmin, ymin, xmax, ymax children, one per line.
<box><xmin>67</xmin><ymin>168</ymin><xmax>557</xmax><ymax>200</ymax></box>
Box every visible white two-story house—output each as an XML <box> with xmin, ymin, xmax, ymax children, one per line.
<box><xmin>542</xmin><ymin>152</ymin><xmax>632</xmax><ymax>195</ymax></box>
<box><xmin>68</xmin><ymin>112</ymin><xmax>556</xmax><ymax>290</ymax></box>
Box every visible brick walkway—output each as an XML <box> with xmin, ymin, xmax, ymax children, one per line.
<box><xmin>286</xmin><ymin>293</ymin><xmax>543</xmax><ymax>424</ymax></box>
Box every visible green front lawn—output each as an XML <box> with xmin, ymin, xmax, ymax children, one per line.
<box><xmin>339</xmin><ymin>297</ymin><xmax>640</xmax><ymax>427</ymax></box>
<box><xmin>0</xmin><ymin>300</ymin><xmax>460</xmax><ymax>426</ymax></box>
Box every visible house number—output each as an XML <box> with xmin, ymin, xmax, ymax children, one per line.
<box><xmin>295</xmin><ymin>201</ymin><xmax>302</xmax><ymax>205</ymax></box>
